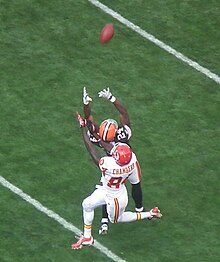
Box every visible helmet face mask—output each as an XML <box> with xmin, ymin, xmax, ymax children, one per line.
<box><xmin>111</xmin><ymin>143</ymin><xmax>132</xmax><ymax>166</ymax></box>
<box><xmin>99</xmin><ymin>119</ymin><xmax>118</xmax><ymax>142</ymax></box>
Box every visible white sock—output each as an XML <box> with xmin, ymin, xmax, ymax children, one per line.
<box><xmin>83</xmin><ymin>210</ymin><xmax>94</xmax><ymax>238</ymax></box>
<box><xmin>101</xmin><ymin>218</ymin><xmax>109</xmax><ymax>224</ymax></box>
<box><xmin>117</xmin><ymin>211</ymin><xmax>152</xmax><ymax>222</ymax></box>
<box><xmin>135</xmin><ymin>207</ymin><xmax>144</xmax><ymax>212</ymax></box>
<box><xmin>84</xmin><ymin>224</ymin><xmax>92</xmax><ymax>238</ymax></box>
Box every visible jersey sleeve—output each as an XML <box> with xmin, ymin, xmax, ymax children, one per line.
<box><xmin>128</xmin><ymin>160</ymin><xmax>141</xmax><ymax>184</ymax></box>
<box><xmin>98</xmin><ymin>157</ymin><xmax>108</xmax><ymax>173</ymax></box>
<box><xmin>87</xmin><ymin>130</ymin><xmax>102</xmax><ymax>148</ymax></box>
<box><xmin>123</xmin><ymin>125</ymin><xmax>132</xmax><ymax>140</ymax></box>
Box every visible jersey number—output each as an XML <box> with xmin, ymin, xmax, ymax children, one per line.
<box><xmin>116</xmin><ymin>128</ymin><xmax>127</xmax><ymax>141</ymax></box>
<box><xmin>107</xmin><ymin>177</ymin><xmax>123</xmax><ymax>188</ymax></box>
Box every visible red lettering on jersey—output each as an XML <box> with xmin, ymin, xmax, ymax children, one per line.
<box><xmin>99</xmin><ymin>159</ymin><xmax>104</xmax><ymax>165</ymax></box>
<box><xmin>99</xmin><ymin>158</ymin><xmax>107</xmax><ymax>176</ymax></box>
<box><xmin>107</xmin><ymin>177</ymin><xmax>123</xmax><ymax>189</ymax></box>
<box><xmin>101</xmin><ymin>167</ymin><xmax>108</xmax><ymax>176</ymax></box>
<box><xmin>112</xmin><ymin>163</ymin><xmax>135</xmax><ymax>175</ymax></box>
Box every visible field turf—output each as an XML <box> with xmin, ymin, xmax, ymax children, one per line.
<box><xmin>1</xmin><ymin>1</ymin><xmax>219</xmax><ymax>261</ymax></box>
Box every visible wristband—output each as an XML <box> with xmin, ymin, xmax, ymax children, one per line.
<box><xmin>109</xmin><ymin>95</ymin><xmax>116</xmax><ymax>103</ymax></box>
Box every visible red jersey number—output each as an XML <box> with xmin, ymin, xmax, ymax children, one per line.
<box><xmin>107</xmin><ymin>177</ymin><xmax>123</xmax><ymax>189</ymax></box>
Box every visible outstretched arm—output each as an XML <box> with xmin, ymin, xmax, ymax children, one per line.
<box><xmin>76</xmin><ymin>111</ymin><xmax>101</xmax><ymax>165</ymax></box>
<box><xmin>82</xmin><ymin>86</ymin><xmax>95</xmax><ymax>123</ymax></box>
<box><xmin>112</xmin><ymin>98</ymin><xmax>130</xmax><ymax>127</ymax></box>
<box><xmin>89</xmin><ymin>130</ymin><xmax>113</xmax><ymax>153</ymax></box>
<box><xmin>98</xmin><ymin>88</ymin><xmax>130</xmax><ymax>127</ymax></box>
<box><xmin>84</xmin><ymin>104</ymin><xmax>93</xmax><ymax>121</ymax></box>
<box><xmin>80</xmin><ymin>127</ymin><xmax>101</xmax><ymax>166</ymax></box>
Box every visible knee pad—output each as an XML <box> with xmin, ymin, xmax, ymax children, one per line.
<box><xmin>82</xmin><ymin>197</ymin><xmax>93</xmax><ymax>212</ymax></box>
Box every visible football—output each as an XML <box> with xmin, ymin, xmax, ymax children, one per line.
<box><xmin>100</xmin><ymin>24</ymin><xmax>114</xmax><ymax>44</ymax></box>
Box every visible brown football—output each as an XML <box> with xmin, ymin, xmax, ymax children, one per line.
<box><xmin>100</xmin><ymin>24</ymin><xmax>114</xmax><ymax>44</ymax></box>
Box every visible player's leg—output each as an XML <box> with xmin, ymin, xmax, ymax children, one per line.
<box><xmin>128</xmin><ymin>162</ymin><xmax>145</xmax><ymax>212</ymax></box>
<box><xmin>106</xmin><ymin>186</ymin><xmax>128</xmax><ymax>224</ymax></box>
<box><xmin>106</xmin><ymin>187</ymin><xmax>162</xmax><ymax>223</ymax></box>
<box><xmin>131</xmin><ymin>182</ymin><xmax>145</xmax><ymax>212</ymax></box>
<box><xmin>117</xmin><ymin>207</ymin><xmax>162</xmax><ymax>222</ymax></box>
<box><xmin>71</xmin><ymin>188</ymin><xmax>105</xmax><ymax>249</ymax></box>
<box><xmin>98</xmin><ymin>178</ymin><xmax>109</xmax><ymax>235</ymax></box>
<box><xmin>82</xmin><ymin>188</ymin><xmax>106</xmax><ymax>237</ymax></box>
<box><xmin>99</xmin><ymin>204</ymin><xmax>109</xmax><ymax>235</ymax></box>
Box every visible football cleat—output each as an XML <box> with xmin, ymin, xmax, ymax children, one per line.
<box><xmin>71</xmin><ymin>235</ymin><xmax>94</xmax><ymax>250</ymax></box>
<box><xmin>98</xmin><ymin>223</ymin><xmax>108</xmax><ymax>235</ymax></box>
<box><xmin>149</xmin><ymin>207</ymin><xmax>162</xmax><ymax>219</ymax></box>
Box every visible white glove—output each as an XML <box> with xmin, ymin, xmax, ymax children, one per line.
<box><xmin>83</xmin><ymin>86</ymin><xmax>92</xmax><ymax>105</ymax></box>
<box><xmin>98</xmin><ymin>87</ymin><xmax>116</xmax><ymax>103</ymax></box>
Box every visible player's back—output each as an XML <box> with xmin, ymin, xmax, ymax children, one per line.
<box><xmin>114</xmin><ymin>124</ymin><xmax>132</xmax><ymax>144</ymax></box>
<box><xmin>98</xmin><ymin>153</ymin><xmax>137</xmax><ymax>196</ymax></box>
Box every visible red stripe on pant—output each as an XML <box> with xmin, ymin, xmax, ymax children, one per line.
<box><xmin>114</xmin><ymin>198</ymin><xmax>119</xmax><ymax>224</ymax></box>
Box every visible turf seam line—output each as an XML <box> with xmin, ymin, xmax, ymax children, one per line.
<box><xmin>0</xmin><ymin>176</ymin><xmax>126</xmax><ymax>262</ymax></box>
<box><xmin>88</xmin><ymin>0</ymin><xmax>220</xmax><ymax>85</ymax></box>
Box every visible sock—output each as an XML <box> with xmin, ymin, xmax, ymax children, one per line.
<box><xmin>132</xmin><ymin>182</ymin><xmax>143</xmax><ymax>209</ymax></box>
<box><xmin>83</xmin><ymin>210</ymin><xmax>94</xmax><ymax>238</ymax></box>
<box><xmin>140</xmin><ymin>211</ymin><xmax>152</xmax><ymax>220</ymax></box>
<box><xmin>117</xmin><ymin>211</ymin><xmax>152</xmax><ymax>222</ymax></box>
<box><xmin>135</xmin><ymin>207</ymin><xmax>144</xmax><ymax>212</ymax></box>
<box><xmin>84</xmin><ymin>224</ymin><xmax>92</xmax><ymax>238</ymax></box>
<box><xmin>101</xmin><ymin>204</ymin><xmax>108</xmax><ymax>224</ymax></box>
<box><xmin>101</xmin><ymin>218</ymin><xmax>109</xmax><ymax>224</ymax></box>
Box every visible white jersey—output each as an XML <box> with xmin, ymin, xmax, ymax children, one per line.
<box><xmin>98</xmin><ymin>152</ymin><xmax>140</xmax><ymax>197</ymax></box>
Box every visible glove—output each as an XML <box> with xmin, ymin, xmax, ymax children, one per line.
<box><xmin>76</xmin><ymin>112</ymin><xmax>86</xmax><ymax>127</ymax></box>
<box><xmin>83</xmin><ymin>86</ymin><xmax>92</xmax><ymax>105</ymax></box>
<box><xmin>98</xmin><ymin>87</ymin><xmax>116</xmax><ymax>103</ymax></box>
<box><xmin>87</xmin><ymin>120</ymin><xmax>96</xmax><ymax>134</ymax></box>
<box><xmin>149</xmin><ymin>207</ymin><xmax>162</xmax><ymax>219</ymax></box>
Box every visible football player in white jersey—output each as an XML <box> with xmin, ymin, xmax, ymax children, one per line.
<box><xmin>82</xmin><ymin>87</ymin><xmax>145</xmax><ymax>235</ymax></box>
<box><xmin>71</xmin><ymin>113</ymin><xmax>162</xmax><ymax>250</ymax></box>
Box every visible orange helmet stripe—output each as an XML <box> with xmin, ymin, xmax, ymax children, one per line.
<box><xmin>99</xmin><ymin>120</ymin><xmax>117</xmax><ymax>141</ymax></box>
<box><xmin>106</xmin><ymin>123</ymin><xmax>115</xmax><ymax>141</ymax></box>
<box><xmin>102</xmin><ymin>121</ymin><xmax>111</xmax><ymax>141</ymax></box>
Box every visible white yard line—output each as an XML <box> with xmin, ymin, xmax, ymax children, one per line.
<box><xmin>0</xmin><ymin>176</ymin><xmax>126</xmax><ymax>262</ymax></box>
<box><xmin>88</xmin><ymin>0</ymin><xmax>220</xmax><ymax>85</ymax></box>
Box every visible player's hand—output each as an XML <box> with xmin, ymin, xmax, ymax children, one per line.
<box><xmin>149</xmin><ymin>207</ymin><xmax>162</xmax><ymax>219</ymax></box>
<box><xmin>98</xmin><ymin>87</ymin><xmax>116</xmax><ymax>103</ymax></box>
<box><xmin>83</xmin><ymin>86</ymin><xmax>92</xmax><ymax>105</ymax></box>
<box><xmin>87</xmin><ymin>120</ymin><xmax>96</xmax><ymax>134</ymax></box>
<box><xmin>98</xmin><ymin>87</ymin><xmax>112</xmax><ymax>99</ymax></box>
<box><xmin>76</xmin><ymin>112</ymin><xmax>87</xmax><ymax>127</ymax></box>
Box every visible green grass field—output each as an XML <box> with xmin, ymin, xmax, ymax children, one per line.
<box><xmin>1</xmin><ymin>1</ymin><xmax>220</xmax><ymax>261</ymax></box>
